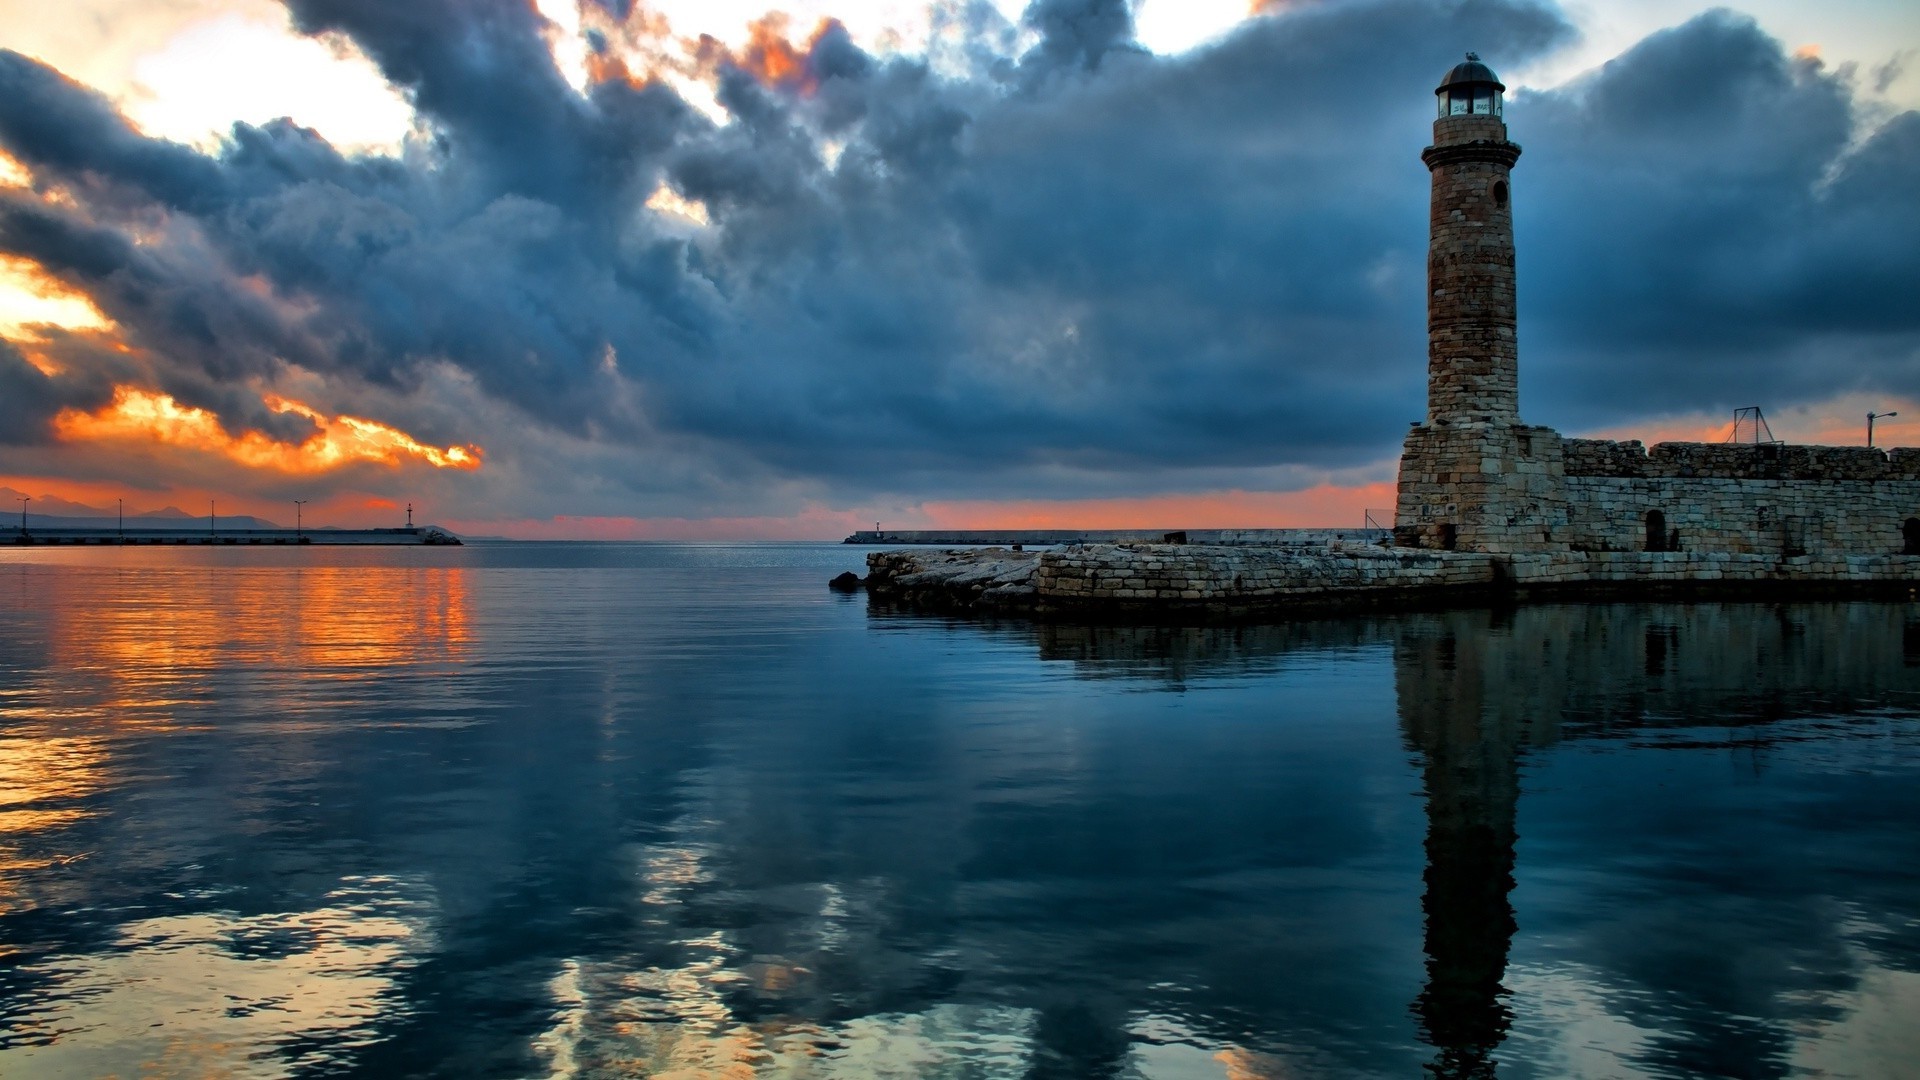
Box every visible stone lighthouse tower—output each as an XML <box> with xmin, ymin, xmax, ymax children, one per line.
<box><xmin>1395</xmin><ymin>55</ymin><xmax>1567</xmax><ymax>553</ymax></box>
<box><xmin>1423</xmin><ymin>54</ymin><xmax>1519</xmax><ymax>426</ymax></box>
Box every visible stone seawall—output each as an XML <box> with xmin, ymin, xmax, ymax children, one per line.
<box><xmin>1562</xmin><ymin>439</ymin><xmax>1920</xmax><ymax>481</ymax></box>
<box><xmin>845</xmin><ymin>528</ymin><xmax>1387</xmax><ymax>547</ymax></box>
<box><xmin>1555</xmin><ymin>440</ymin><xmax>1920</xmax><ymax>557</ymax></box>
<box><xmin>860</xmin><ymin>543</ymin><xmax>1920</xmax><ymax>619</ymax></box>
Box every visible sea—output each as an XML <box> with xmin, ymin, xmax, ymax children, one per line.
<box><xmin>0</xmin><ymin>541</ymin><xmax>1916</xmax><ymax>1079</ymax></box>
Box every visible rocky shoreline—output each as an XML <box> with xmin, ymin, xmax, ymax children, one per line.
<box><xmin>839</xmin><ymin>543</ymin><xmax>1920</xmax><ymax>621</ymax></box>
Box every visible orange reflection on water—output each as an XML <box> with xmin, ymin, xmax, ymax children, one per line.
<box><xmin>36</xmin><ymin>563</ymin><xmax>473</xmax><ymax>716</ymax></box>
<box><xmin>0</xmin><ymin>561</ymin><xmax>473</xmax><ymax>913</ymax></box>
<box><xmin>0</xmin><ymin>733</ymin><xmax>108</xmax><ymax>915</ymax></box>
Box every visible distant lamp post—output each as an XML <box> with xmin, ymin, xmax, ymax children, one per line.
<box><xmin>210</xmin><ymin>499</ymin><xmax>215</xmax><ymax>537</ymax></box>
<box><xmin>117</xmin><ymin>498</ymin><xmax>123</xmax><ymax>539</ymax></box>
<box><xmin>294</xmin><ymin>499</ymin><xmax>308</xmax><ymax>540</ymax></box>
<box><xmin>1869</xmin><ymin>411</ymin><xmax>1899</xmax><ymax>448</ymax></box>
<box><xmin>17</xmin><ymin>495</ymin><xmax>27</xmax><ymax>534</ymax></box>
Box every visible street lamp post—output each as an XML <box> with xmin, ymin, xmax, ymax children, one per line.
<box><xmin>294</xmin><ymin>499</ymin><xmax>307</xmax><ymax>540</ymax></box>
<box><xmin>117</xmin><ymin>498</ymin><xmax>123</xmax><ymax>539</ymax></box>
<box><xmin>17</xmin><ymin>495</ymin><xmax>27</xmax><ymax>535</ymax></box>
<box><xmin>1869</xmin><ymin>411</ymin><xmax>1899</xmax><ymax>448</ymax></box>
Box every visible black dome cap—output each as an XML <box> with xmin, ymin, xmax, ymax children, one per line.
<box><xmin>1436</xmin><ymin>52</ymin><xmax>1505</xmax><ymax>95</ymax></box>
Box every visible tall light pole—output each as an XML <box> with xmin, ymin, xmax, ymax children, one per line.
<box><xmin>294</xmin><ymin>499</ymin><xmax>307</xmax><ymax>540</ymax></box>
<box><xmin>1869</xmin><ymin>411</ymin><xmax>1899</xmax><ymax>448</ymax></box>
<box><xmin>17</xmin><ymin>495</ymin><xmax>27</xmax><ymax>534</ymax></box>
<box><xmin>210</xmin><ymin>499</ymin><xmax>215</xmax><ymax>537</ymax></box>
<box><xmin>117</xmin><ymin>498</ymin><xmax>123</xmax><ymax>540</ymax></box>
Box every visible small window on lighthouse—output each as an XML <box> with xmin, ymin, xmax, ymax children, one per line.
<box><xmin>1493</xmin><ymin>181</ymin><xmax>1508</xmax><ymax>206</ymax></box>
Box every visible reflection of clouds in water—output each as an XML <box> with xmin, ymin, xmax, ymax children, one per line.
<box><xmin>1791</xmin><ymin>965</ymin><xmax>1920</xmax><ymax>1078</ymax></box>
<box><xmin>1130</xmin><ymin>1016</ymin><xmax>1300</xmax><ymax>1079</ymax></box>
<box><xmin>531</xmin><ymin>836</ymin><xmax>1288</xmax><ymax>1076</ymax></box>
<box><xmin>1501</xmin><ymin>962</ymin><xmax>1661</xmax><ymax>1078</ymax></box>
<box><xmin>532</xmin><ymin>985</ymin><xmax>1295</xmax><ymax>1078</ymax></box>
<box><xmin>533</xmin><ymin>974</ymin><xmax>1040</xmax><ymax>1079</ymax></box>
<box><xmin>1501</xmin><ymin>912</ymin><xmax>1920</xmax><ymax>1079</ymax></box>
<box><xmin>1</xmin><ymin>875</ymin><xmax>435</xmax><ymax>1077</ymax></box>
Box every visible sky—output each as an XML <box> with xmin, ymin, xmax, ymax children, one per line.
<box><xmin>0</xmin><ymin>0</ymin><xmax>1915</xmax><ymax>537</ymax></box>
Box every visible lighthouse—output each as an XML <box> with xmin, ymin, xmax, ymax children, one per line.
<box><xmin>1395</xmin><ymin>55</ymin><xmax>1568</xmax><ymax>553</ymax></box>
<box><xmin>1423</xmin><ymin>54</ymin><xmax>1521</xmax><ymax>426</ymax></box>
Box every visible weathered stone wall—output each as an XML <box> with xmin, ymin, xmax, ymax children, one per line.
<box><xmin>1424</xmin><ymin>114</ymin><xmax>1522</xmax><ymax>426</ymax></box>
<box><xmin>1556</xmin><ymin>438</ymin><xmax>1920</xmax><ymax>556</ymax></box>
<box><xmin>844</xmin><ymin>528</ymin><xmax>1390</xmax><ymax>547</ymax></box>
<box><xmin>1034</xmin><ymin>544</ymin><xmax>1494</xmax><ymax>607</ymax></box>
<box><xmin>861</xmin><ymin>543</ymin><xmax>1920</xmax><ymax>618</ymax></box>
<box><xmin>1395</xmin><ymin>423</ymin><xmax>1569</xmax><ymax>554</ymax></box>
<box><xmin>1562</xmin><ymin>439</ymin><xmax>1920</xmax><ymax>481</ymax></box>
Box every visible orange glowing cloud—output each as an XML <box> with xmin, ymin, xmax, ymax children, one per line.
<box><xmin>0</xmin><ymin>255</ymin><xmax>115</xmax><ymax>340</ymax></box>
<box><xmin>0</xmin><ymin>149</ymin><xmax>28</xmax><ymax>188</ymax></box>
<box><xmin>740</xmin><ymin>13</ymin><xmax>808</xmax><ymax>91</ymax></box>
<box><xmin>687</xmin><ymin>14</ymin><xmax>843</xmax><ymax>96</ymax></box>
<box><xmin>53</xmin><ymin>387</ymin><xmax>482</xmax><ymax>475</ymax></box>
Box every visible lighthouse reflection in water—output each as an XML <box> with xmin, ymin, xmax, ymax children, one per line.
<box><xmin>1</xmin><ymin>544</ymin><xmax>1916</xmax><ymax>1078</ymax></box>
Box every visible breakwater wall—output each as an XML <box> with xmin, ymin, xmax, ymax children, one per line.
<box><xmin>6</xmin><ymin>526</ymin><xmax>461</xmax><ymax>546</ymax></box>
<box><xmin>844</xmin><ymin>528</ymin><xmax>1387</xmax><ymax>547</ymax></box>
<box><xmin>860</xmin><ymin>543</ymin><xmax>1920</xmax><ymax>619</ymax></box>
<box><xmin>1555</xmin><ymin>440</ymin><xmax>1920</xmax><ymax>557</ymax></box>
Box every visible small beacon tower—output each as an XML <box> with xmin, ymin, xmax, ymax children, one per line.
<box><xmin>1396</xmin><ymin>55</ymin><xmax>1567</xmax><ymax>553</ymax></box>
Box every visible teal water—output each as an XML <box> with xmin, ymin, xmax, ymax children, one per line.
<box><xmin>0</xmin><ymin>542</ymin><xmax>1916</xmax><ymax>1078</ymax></box>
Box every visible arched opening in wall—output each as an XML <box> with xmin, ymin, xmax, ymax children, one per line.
<box><xmin>1492</xmin><ymin>180</ymin><xmax>1508</xmax><ymax>207</ymax></box>
<box><xmin>1439</xmin><ymin>523</ymin><xmax>1458</xmax><ymax>551</ymax></box>
<box><xmin>1904</xmin><ymin>517</ymin><xmax>1920</xmax><ymax>555</ymax></box>
<box><xmin>1645</xmin><ymin>509</ymin><xmax>1668</xmax><ymax>553</ymax></box>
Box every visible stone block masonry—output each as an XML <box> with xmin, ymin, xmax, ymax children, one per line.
<box><xmin>865</xmin><ymin>544</ymin><xmax>1502</xmax><ymax>617</ymax></box>
<box><xmin>860</xmin><ymin>544</ymin><xmax>1920</xmax><ymax>620</ymax></box>
<box><xmin>1558</xmin><ymin>439</ymin><xmax>1920</xmax><ymax>557</ymax></box>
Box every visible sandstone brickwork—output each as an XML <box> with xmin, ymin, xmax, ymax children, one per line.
<box><xmin>1423</xmin><ymin>114</ymin><xmax>1521</xmax><ymax>427</ymax></box>
<box><xmin>1395</xmin><ymin>423</ymin><xmax>1569</xmax><ymax>554</ymax></box>
<box><xmin>1557</xmin><ymin>440</ymin><xmax>1920</xmax><ymax>556</ymax></box>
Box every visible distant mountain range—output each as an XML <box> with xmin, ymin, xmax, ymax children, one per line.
<box><xmin>1</xmin><ymin>487</ymin><xmax>282</xmax><ymax>531</ymax></box>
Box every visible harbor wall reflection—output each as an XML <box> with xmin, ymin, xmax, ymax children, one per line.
<box><xmin>1020</xmin><ymin>601</ymin><xmax>1920</xmax><ymax>1078</ymax></box>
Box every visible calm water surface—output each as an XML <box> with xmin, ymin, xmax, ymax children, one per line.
<box><xmin>1</xmin><ymin>542</ymin><xmax>1916</xmax><ymax>1079</ymax></box>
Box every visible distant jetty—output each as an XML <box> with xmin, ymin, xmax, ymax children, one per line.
<box><xmin>7</xmin><ymin>525</ymin><xmax>461</xmax><ymax>546</ymax></box>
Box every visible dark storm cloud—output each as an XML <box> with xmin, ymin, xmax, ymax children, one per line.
<box><xmin>0</xmin><ymin>52</ymin><xmax>225</xmax><ymax>213</ymax></box>
<box><xmin>1019</xmin><ymin>0</ymin><xmax>1142</xmax><ymax>77</ymax></box>
<box><xmin>1517</xmin><ymin>10</ymin><xmax>1920</xmax><ymax>427</ymax></box>
<box><xmin>0</xmin><ymin>339</ymin><xmax>114</xmax><ymax>444</ymax></box>
<box><xmin>0</xmin><ymin>0</ymin><xmax>1915</xmax><ymax>516</ymax></box>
